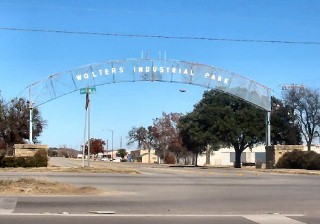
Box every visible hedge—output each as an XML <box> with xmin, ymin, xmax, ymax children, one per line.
<box><xmin>276</xmin><ymin>149</ymin><xmax>320</xmax><ymax>170</ymax></box>
<box><xmin>0</xmin><ymin>149</ymin><xmax>48</xmax><ymax>168</ymax></box>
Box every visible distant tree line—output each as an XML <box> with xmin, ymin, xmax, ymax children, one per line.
<box><xmin>48</xmin><ymin>146</ymin><xmax>80</xmax><ymax>158</ymax></box>
<box><xmin>2</xmin><ymin>85</ymin><xmax>320</xmax><ymax>169</ymax></box>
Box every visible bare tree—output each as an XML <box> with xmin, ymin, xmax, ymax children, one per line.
<box><xmin>127</xmin><ymin>126</ymin><xmax>149</xmax><ymax>149</ymax></box>
<box><xmin>127</xmin><ymin>112</ymin><xmax>190</xmax><ymax>164</ymax></box>
<box><xmin>283</xmin><ymin>86</ymin><xmax>320</xmax><ymax>151</ymax></box>
<box><xmin>152</xmin><ymin>112</ymin><xmax>184</xmax><ymax>163</ymax></box>
<box><xmin>127</xmin><ymin>126</ymin><xmax>154</xmax><ymax>163</ymax></box>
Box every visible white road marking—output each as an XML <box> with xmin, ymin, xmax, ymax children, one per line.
<box><xmin>0</xmin><ymin>213</ymin><xmax>305</xmax><ymax>220</ymax></box>
<box><xmin>244</xmin><ymin>214</ymin><xmax>306</xmax><ymax>224</ymax></box>
<box><xmin>88</xmin><ymin>211</ymin><xmax>116</xmax><ymax>214</ymax></box>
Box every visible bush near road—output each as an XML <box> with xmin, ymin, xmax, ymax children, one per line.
<box><xmin>276</xmin><ymin>149</ymin><xmax>320</xmax><ymax>170</ymax></box>
<box><xmin>0</xmin><ymin>149</ymin><xmax>48</xmax><ymax>168</ymax></box>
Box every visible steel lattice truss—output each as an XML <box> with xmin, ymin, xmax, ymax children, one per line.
<box><xmin>20</xmin><ymin>58</ymin><xmax>272</xmax><ymax>111</ymax></box>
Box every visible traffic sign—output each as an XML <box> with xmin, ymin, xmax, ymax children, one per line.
<box><xmin>80</xmin><ymin>87</ymin><xmax>96</xmax><ymax>95</ymax></box>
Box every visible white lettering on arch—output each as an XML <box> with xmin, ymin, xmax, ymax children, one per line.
<box><xmin>75</xmin><ymin>63</ymin><xmax>231</xmax><ymax>88</ymax></box>
<box><xmin>76</xmin><ymin>74</ymin><xmax>82</xmax><ymax>81</ymax></box>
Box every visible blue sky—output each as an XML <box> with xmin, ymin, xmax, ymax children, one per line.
<box><xmin>1</xmin><ymin>0</ymin><xmax>320</xmax><ymax>150</ymax></box>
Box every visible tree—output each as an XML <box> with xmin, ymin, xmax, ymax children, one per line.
<box><xmin>57</xmin><ymin>145</ymin><xmax>79</xmax><ymax>158</ymax></box>
<box><xmin>283</xmin><ymin>87</ymin><xmax>320</xmax><ymax>151</ymax></box>
<box><xmin>127</xmin><ymin>126</ymin><xmax>155</xmax><ymax>163</ymax></box>
<box><xmin>167</xmin><ymin>133</ymin><xmax>188</xmax><ymax>164</ymax></box>
<box><xmin>181</xmin><ymin>90</ymin><xmax>266</xmax><ymax>168</ymax></box>
<box><xmin>144</xmin><ymin>126</ymin><xmax>156</xmax><ymax>163</ymax></box>
<box><xmin>48</xmin><ymin>147</ymin><xmax>59</xmax><ymax>157</ymax></box>
<box><xmin>152</xmin><ymin>112</ymin><xmax>184</xmax><ymax>163</ymax></box>
<box><xmin>271</xmin><ymin>96</ymin><xmax>302</xmax><ymax>145</ymax></box>
<box><xmin>117</xmin><ymin>148</ymin><xmax>127</xmax><ymax>159</ymax></box>
<box><xmin>179</xmin><ymin>112</ymin><xmax>211</xmax><ymax>166</ymax></box>
<box><xmin>0</xmin><ymin>95</ymin><xmax>6</xmax><ymax>153</ymax></box>
<box><xmin>0</xmin><ymin>96</ymin><xmax>46</xmax><ymax>155</ymax></box>
<box><xmin>127</xmin><ymin>112</ymin><xmax>186</xmax><ymax>164</ymax></box>
<box><xmin>127</xmin><ymin>126</ymin><xmax>148</xmax><ymax>149</ymax></box>
<box><xmin>86</xmin><ymin>138</ymin><xmax>105</xmax><ymax>156</ymax></box>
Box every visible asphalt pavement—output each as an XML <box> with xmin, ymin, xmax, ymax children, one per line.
<box><xmin>0</xmin><ymin>158</ymin><xmax>319</xmax><ymax>224</ymax></box>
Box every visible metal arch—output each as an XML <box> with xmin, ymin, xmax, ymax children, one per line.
<box><xmin>20</xmin><ymin>58</ymin><xmax>272</xmax><ymax>111</ymax></box>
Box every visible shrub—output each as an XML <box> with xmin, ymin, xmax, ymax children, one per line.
<box><xmin>164</xmin><ymin>153</ymin><xmax>176</xmax><ymax>164</ymax></box>
<box><xmin>33</xmin><ymin>149</ymin><xmax>48</xmax><ymax>167</ymax></box>
<box><xmin>15</xmin><ymin>157</ymin><xmax>28</xmax><ymax>167</ymax></box>
<box><xmin>3</xmin><ymin>157</ymin><xmax>18</xmax><ymax>167</ymax></box>
<box><xmin>0</xmin><ymin>149</ymin><xmax>48</xmax><ymax>168</ymax></box>
<box><xmin>276</xmin><ymin>149</ymin><xmax>320</xmax><ymax>170</ymax></box>
<box><xmin>304</xmin><ymin>152</ymin><xmax>320</xmax><ymax>170</ymax></box>
<box><xmin>0</xmin><ymin>156</ymin><xmax>4</xmax><ymax>168</ymax></box>
<box><xmin>276</xmin><ymin>150</ymin><xmax>305</xmax><ymax>169</ymax></box>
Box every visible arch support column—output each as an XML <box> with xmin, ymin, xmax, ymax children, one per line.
<box><xmin>266</xmin><ymin>110</ymin><xmax>271</xmax><ymax>146</ymax></box>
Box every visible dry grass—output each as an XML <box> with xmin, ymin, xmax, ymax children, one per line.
<box><xmin>0</xmin><ymin>166</ymin><xmax>140</xmax><ymax>174</ymax></box>
<box><xmin>0</xmin><ymin>178</ymin><xmax>104</xmax><ymax>195</ymax></box>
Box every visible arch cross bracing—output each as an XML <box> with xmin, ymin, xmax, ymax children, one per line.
<box><xmin>21</xmin><ymin>58</ymin><xmax>271</xmax><ymax>111</ymax></box>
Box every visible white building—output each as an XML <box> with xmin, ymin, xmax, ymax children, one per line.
<box><xmin>197</xmin><ymin>145</ymin><xmax>320</xmax><ymax>166</ymax></box>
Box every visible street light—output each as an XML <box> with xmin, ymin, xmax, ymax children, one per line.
<box><xmin>27</xmin><ymin>99</ymin><xmax>34</xmax><ymax>144</ymax></box>
<box><xmin>104</xmin><ymin>129</ymin><xmax>114</xmax><ymax>160</ymax></box>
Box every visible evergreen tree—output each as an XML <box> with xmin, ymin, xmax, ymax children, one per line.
<box><xmin>271</xmin><ymin>96</ymin><xmax>302</xmax><ymax>145</ymax></box>
<box><xmin>179</xmin><ymin>90</ymin><xmax>266</xmax><ymax>168</ymax></box>
<box><xmin>0</xmin><ymin>96</ymin><xmax>46</xmax><ymax>155</ymax></box>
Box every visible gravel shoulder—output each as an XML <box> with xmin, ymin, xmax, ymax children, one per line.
<box><xmin>0</xmin><ymin>178</ymin><xmax>104</xmax><ymax>195</ymax></box>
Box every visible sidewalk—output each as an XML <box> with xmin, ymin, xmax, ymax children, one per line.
<box><xmin>257</xmin><ymin>168</ymin><xmax>320</xmax><ymax>175</ymax></box>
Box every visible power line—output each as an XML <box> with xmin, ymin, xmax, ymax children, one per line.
<box><xmin>1</xmin><ymin>27</ymin><xmax>320</xmax><ymax>45</ymax></box>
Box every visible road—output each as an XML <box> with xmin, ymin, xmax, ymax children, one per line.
<box><xmin>0</xmin><ymin>158</ymin><xmax>319</xmax><ymax>223</ymax></box>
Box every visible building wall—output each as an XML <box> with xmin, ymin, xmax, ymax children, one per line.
<box><xmin>14</xmin><ymin>144</ymin><xmax>48</xmax><ymax>157</ymax></box>
<box><xmin>130</xmin><ymin>149</ymin><xmax>142</xmax><ymax>161</ymax></box>
<box><xmin>266</xmin><ymin>145</ymin><xmax>305</xmax><ymax>169</ymax></box>
<box><xmin>141</xmin><ymin>154</ymin><xmax>158</xmax><ymax>163</ymax></box>
<box><xmin>197</xmin><ymin>145</ymin><xmax>266</xmax><ymax>166</ymax></box>
<box><xmin>130</xmin><ymin>149</ymin><xmax>158</xmax><ymax>163</ymax></box>
<box><xmin>197</xmin><ymin>145</ymin><xmax>319</xmax><ymax>167</ymax></box>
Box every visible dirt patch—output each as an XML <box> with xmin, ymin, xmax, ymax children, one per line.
<box><xmin>0</xmin><ymin>178</ymin><xmax>105</xmax><ymax>195</ymax></box>
<box><xmin>0</xmin><ymin>166</ymin><xmax>140</xmax><ymax>174</ymax></box>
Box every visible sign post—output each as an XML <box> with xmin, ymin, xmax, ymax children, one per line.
<box><xmin>80</xmin><ymin>87</ymin><xmax>96</xmax><ymax>167</ymax></box>
<box><xmin>80</xmin><ymin>87</ymin><xmax>96</xmax><ymax>95</ymax></box>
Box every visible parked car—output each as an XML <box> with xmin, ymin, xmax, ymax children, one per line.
<box><xmin>101</xmin><ymin>157</ymin><xmax>110</xmax><ymax>162</ymax></box>
<box><xmin>112</xmin><ymin>157</ymin><xmax>122</xmax><ymax>162</ymax></box>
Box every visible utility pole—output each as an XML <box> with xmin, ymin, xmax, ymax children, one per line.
<box><xmin>111</xmin><ymin>130</ymin><xmax>114</xmax><ymax>160</ymax></box>
<box><xmin>28</xmin><ymin>101</ymin><xmax>34</xmax><ymax>144</ymax></box>
<box><xmin>87</xmin><ymin>94</ymin><xmax>91</xmax><ymax>167</ymax></box>
<box><xmin>104</xmin><ymin>129</ymin><xmax>114</xmax><ymax>160</ymax></box>
<box><xmin>28</xmin><ymin>87</ymin><xmax>34</xmax><ymax>144</ymax></box>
